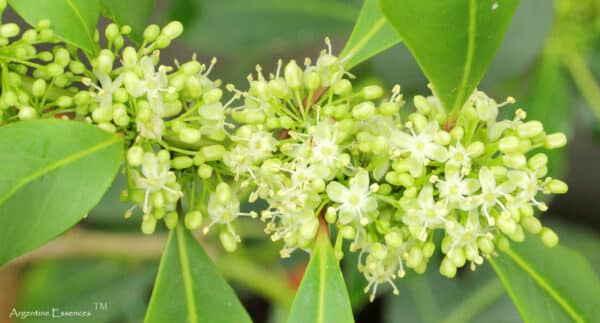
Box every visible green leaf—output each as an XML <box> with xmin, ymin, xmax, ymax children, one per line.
<box><xmin>144</xmin><ymin>225</ymin><xmax>252</xmax><ymax>323</ymax></box>
<box><xmin>379</xmin><ymin>0</ymin><xmax>519</xmax><ymax>112</ymax></box>
<box><xmin>18</xmin><ymin>260</ymin><xmax>155</xmax><ymax>323</ymax></box>
<box><xmin>340</xmin><ymin>0</ymin><xmax>401</xmax><ymax>70</ymax></box>
<box><xmin>489</xmin><ymin>235</ymin><xmax>600</xmax><ymax>323</ymax></box>
<box><xmin>0</xmin><ymin>120</ymin><xmax>123</xmax><ymax>265</ymax></box>
<box><xmin>9</xmin><ymin>0</ymin><xmax>100</xmax><ymax>54</ymax></box>
<box><xmin>100</xmin><ymin>0</ymin><xmax>156</xmax><ymax>44</ymax></box>
<box><xmin>287</xmin><ymin>230</ymin><xmax>354</xmax><ymax>323</ymax></box>
<box><xmin>384</xmin><ymin>264</ymin><xmax>520</xmax><ymax>323</ymax></box>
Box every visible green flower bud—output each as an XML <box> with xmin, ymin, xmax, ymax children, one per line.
<box><xmin>1</xmin><ymin>23</ymin><xmax>19</xmax><ymax>38</ymax></box>
<box><xmin>385</xmin><ymin>171</ymin><xmax>414</xmax><ymax>187</ymax></box>
<box><xmin>162</xmin><ymin>21</ymin><xmax>184</xmax><ymax>40</ymax></box>
<box><xmin>448</xmin><ymin>247</ymin><xmax>466</xmax><ymax>267</ymax></box>
<box><xmin>95</xmin><ymin>50</ymin><xmax>114</xmax><ymax>73</ymax></box>
<box><xmin>361</xmin><ymin>85</ymin><xmax>383</xmax><ymax>100</ymax></box>
<box><xmin>155</xmin><ymin>34</ymin><xmax>171</xmax><ymax>48</ymax></box>
<box><xmin>450</xmin><ymin>126</ymin><xmax>464</xmax><ymax>141</ymax></box>
<box><xmin>185</xmin><ymin>210</ymin><xmax>203</xmax><ymax>230</ymax></box>
<box><xmin>502</xmin><ymin>153</ymin><xmax>526</xmax><ymax>169</ymax></box>
<box><xmin>409</xmin><ymin>113</ymin><xmax>427</xmax><ymax>131</ymax></box>
<box><xmin>54</xmin><ymin>48</ymin><xmax>70</xmax><ymax>67</ymax></box>
<box><xmin>498</xmin><ymin>136</ymin><xmax>519</xmax><ymax>153</ymax></box>
<box><xmin>477</xmin><ymin>236</ymin><xmax>494</xmax><ymax>254</ymax></box>
<box><xmin>517</xmin><ymin>121</ymin><xmax>543</xmax><ymax>139</ymax></box>
<box><xmin>152</xmin><ymin>192</ymin><xmax>165</xmax><ymax>210</ymax></box>
<box><xmin>521</xmin><ymin>215</ymin><xmax>541</xmax><ymax>234</ymax></box>
<box><xmin>325</xmin><ymin>207</ymin><xmax>337</xmax><ymax>224</ymax></box>
<box><xmin>92</xmin><ymin>107</ymin><xmax>112</xmax><ymax>123</ymax></box>
<box><xmin>203</xmin><ymin>88</ymin><xmax>222</xmax><ymax>104</ymax></box>
<box><xmin>379</xmin><ymin>101</ymin><xmax>400</xmax><ymax>116</ymax></box>
<box><xmin>413</xmin><ymin>95</ymin><xmax>431</xmax><ymax>114</ymax></box>
<box><xmin>127</xmin><ymin>146</ymin><xmax>144</xmax><ymax>166</ymax></box>
<box><xmin>332</xmin><ymin>79</ymin><xmax>352</xmax><ymax>96</ymax></box>
<box><xmin>181</xmin><ymin>60</ymin><xmax>201</xmax><ymax>75</ymax></box>
<box><xmin>22</xmin><ymin>29</ymin><xmax>37</xmax><ymax>43</ymax></box>
<box><xmin>300</xmin><ymin>218</ymin><xmax>319</xmax><ymax>240</ymax></box>
<box><xmin>434</xmin><ymin>131</ymin><xmax>451</xmax><ymax>146</ymax></box>
<box><xmin>548</xmin><ymin>179</ymin><xmax>568</xmax><ymax>194</ymax></box>
<box><xmin>69</xmin><ymin>61</ymin><xmax>85</xmax><ymax>74</ymax></box>
<box><xmin>220</xmin><ymin>230</ymin><xmax>239</xmax><ymax>252</ymax></box>
<box><xmin>157</xmin><ymin>150</ymin><xmax>170</xmax><ymax>163</ymax></box>
<box><xmin>544</xmin><ymin>132</ymin><xmax>567</xmax><ymax>149</ymax></box>
<box><xmin>32</xmin><ymin>79</ymin><xmax>46</xmax><ymax>97</ymax></box>
<box><xmin>141</xmin><ymin>216</ymin><xmax>157</xmax><ymax>235</ymax></box>
<box><xmin>284</xmin><ymin>60</ymin><xmax>303</xmax><ymax>89</ymax></box>
<box><xmin>122</xmin><ymin>46</ymin><xmax>137</xmax><ymax>67</ymax></box>
<box><xmin>497</xmin><ymin>215</ymin><xmax>516</xmax><ymax>235</ymax></box>
<box><xmin>179</xmin><ymin>127</ymin><xmax>201</xmax><ymax>144</ymax></box>
<box><xmin>216</xmin><ymin>183</ymin><xmax>231</xmax><ymax>204</ymax></box>
<box><xmin>377</xmin><ymin>183</ymin><xmax>392</xmax><ymax>195</ymax></box>
<box><xmin>98</xmin><ymin>123</ymin><xmax>116</xmax><ymax>133</ymax></box>
<box><xmin>46</xmin><ymin>63</ymin><xmax>63</xmax><ymax>77</ymax></box>
<box><xmin>406</xmin><ymin>247</ymin><xmax>423</xmax><ymax>268</ymax></box>
<box><xmin>201</xmin><ymin>145</ymin><xmax>225</xmax><ymax>161</ymax></box>
<box><xmin>165</xmin><ymin>212</ymin><xmax>178</xmax><ymax>230</ymax></box>
<box><xmin>186</xmin><ymin>76</ymin><xmax>203</xmax><ymax>97</ymax></box>
<box><xmin>423</xmin><ymin>241</ymin><xmax>435</xmax><ymax>257</ymax></box>
<box><xmin>120</xmin><ymin>25</ymin><xmax>132</xmax><ymax>35</ymax></box>
<box><xmin>56</xmin><ymin>96</ymin><xmax>73</xmax><ymax>108</ymax></box>
<box><xmin>440</xmin><ymin>257</ymin><xmax>457</xmax><ymax>278</ymax></box>
<box><xmin>384</xmin><ymin>231</ymin><xmax>403</xmax><ymax>248</ymax></box>
<box><xmin>105</xmin><ymin>23</ymin><xmax>119</xmax><ymax>40</ymax></box>
<box><xmin>352</xmin><ymin>101</ymin><xmax>375</xmax><ymax>120</ymax></box>
<box><xmin>18</xmin><ymin>106</ymin><xmax>37</xmax><ymax>120</ymax></box>
<box><xmin>540</xmin><ymin>227</ymin><xmax>558</xmax><ymax>247</ymax></box>
<box><xmin>197</xmin><ymin>164</ymin><xmax>213</xmax><ymax>179</ymax></box>
<box><xmin>305</xmin><ymin>71</ymin><xmax>320</xmax><ymax>90</ymax></box>
<box><xmin>269</xmin><ymin>79</ymin><xmax>289</xmax><ymax>98</ymax></box>
<box><xmin>172</xmin><ymin>156</ymin><xmax>193</xmax><ymax>169</ymax></box>
<box><xmin>38</xmin><ymin>29</ymin><xmax>54</xmax><ymax>42</ymax></box>
<box><xmin>143</xmin><ymin>24</ymin><xmax>161</xmax><ymax>42</ymax></box>
<box><xmin>528</xmin><ymin>153</ymin><xmax>548</xmax><ymax>170</ymax></box>
<box><xmin>466</xmin><ymin>141</ymin><xmax>484</xmax><ymax>157</ymax></box>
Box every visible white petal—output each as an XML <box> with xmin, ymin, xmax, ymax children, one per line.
<box><xmin>326</xmin><ymin>182</ymin><xmax>348</xmax><ymax>202</ymax></box>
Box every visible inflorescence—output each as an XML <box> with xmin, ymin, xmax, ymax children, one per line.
<box><xmin>0</xmin><ymin>3</ymin><xmax>568</xmax><ymax>301</ymax></box>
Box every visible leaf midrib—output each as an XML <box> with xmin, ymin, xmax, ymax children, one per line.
<box><xmin>0</xmin><ymin>134</ymin><xmax>121</xmax><ymax>207</ymax></box>
<box><xmin>176</xmin><ymin>225</ymin><xmax>198</xmax><ymax>323</ymax></box>
<box><xmin>65</xmin><ymin>0</ymin><xmax>96</xmax><ymax>52</ymax></box>
<box><xmin>491</xmin><ymin>250</ymin><xmax>585</xmax><ymax>323</ymax></box>
<box><xmin>451</xmin><ymin>0</ymin><xmax>477</xmax><ymax>112</ymax></box>
<box><xmin>317</xmin><ymin>240</ymin><xmax>327</xmax><ymax>323</ymax></box>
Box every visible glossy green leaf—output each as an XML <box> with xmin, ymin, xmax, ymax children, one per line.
<box><xmin>144</xmin><ymin>225</ymin><xmax>252</xmax><ymax>323</ymax></box>
<box><xmin>524</xmin><ymin>49</ymin><xmax>571</xmax><ymax>177</ymax></box>
<box><xmin>384</xmin><ymin>264</ymin><xmax>519</xmax><ymax>323</ymax></box>
<box><xmin>489</xmin><ymin>235</ymin><xmax>600</xmax><ymax>323</ymax></box>
<box><xmin>287</xmin><ymin>230</ymin><xmax>353</xmax><ymax>323</ymax></box>
<box><xmin>18</xmin><ymin>260</ymin><xmax>155</xmax><ymax>323</ymax></box>
<box><xmin>379</xmin><ymin>0</ymin><xmax>519</xmax><ymax>112</ymax></box>
<box><xmin>0</xmin><ymin>120</ymin><xmax>123</xmax><ymax>266</ymax></box>
<box><xmin>100</xmin><ymin>0</ymin><xmax>156</xmax><ymax>44</ymax></box>
<box><xmin>9</xmin><ymin>0</ymin><xmax>100</xmax><ymax>54</ymax></box>
<box><xmin>340</xmin><ymin>0</ymin><xmax>401</xmax><ymax>69</ymax></box>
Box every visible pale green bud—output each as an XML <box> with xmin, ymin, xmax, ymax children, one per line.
<box><xmin>181</xmin><ymin>61</ymin><xmax>201</xmax><ymax>75</ymax></box>
<box><xmin>434</xmin><ymin>131</ymin><xmax>451</xmax><ymax>145</ymax></box>
<box><xmin>127</xmin><ymin>146</ymin><xmax>144</xmax><ymax>166</ymax></box>
<box><xmin>325</xmin><ymin>207</ymin><xmax>337</xmax><ymax>224</ymax></box>
<box><xmin>186</xmin><ymin>77</ymin><xmax>202</xmax><ymax>97</ymax></box>
<box><xmin>18</xmin><ymin>106</ymin><xmax>37</xmax><ymax>120</ymax></box>
<box><xmin>143</xmin><ymin>24</ymin><xmax>161</xmax><ymax>42</ymax></box>
<box><xmin>385</xmin><ymin>171</ymin><xmax>414</xmax><ymax>187</ymax></box>
<box><xmin>165</xmin><ymin>212</ymin><xmax>178</xmax><ymax>229</ymax></box>
<box><xmin>497</xmin><ymin>216</ymin><xmax>516</xmax><ymax>235</ymax></box>
<box><xmin>548</xmin><ymin>179</ymin><xmax>568</xmax><ymax>194</ymax></box>
<box><xmin>105</xmin><ymin>23</ymin><xmax>119</xmax><ymax>40</ymax></box>
<box><xmin>92</xmin><ymin>107</ymin><xmax>112</xmax><ymax>123</ymax></box>
<box><xmin>385</xmin><ymin>231</ymin><xmax>403</xmax><ymax>248</ymax></box>
<box><xmin>517</xmin><ymin>121</ymin><xmax>544</xmax><ymax>138</ymax></box>
<box><xmin>179</xmin><ymin>127</ymin><xmax>201</xmax><ymax>144</ymax></box>
<box><xmin>448</xmin><ymin>248</ymin><xmax>466</xmax><ymax>267</ymax></box>
<box><xmin>0</xmin><ymin>23</ymin><xmax>19</xmax><ymax>38</ymax></box>
<box><xmin>379</xmin><ymin>101</ymin><xmax>400</xmax><ymax>116</ymax></box>
<box><xmin>96</xmin><ymin>50</ymin><xmax>114</xmax><ymax>73</ymax></box>
<box><xmin>185</xmin><ymin>211</ymin><xmax>203</xmax><ymax>230</ymax></box>
<box><xmin>406</xmin><ymin>247</ymin><xmax>423</xmax><ymax>268</ymax></box>
<box><xmin>540</xmin><ymin>227</ymin><xmax>558</xmax><ymax>247</ymax></box>
<box><xmin>22</xmin><ymin>29</ymin><xmax>37</xmax><ymax>43</ymax></box>
<box><xmin>544</xmin><ymin>132</ymin><xmax>567</xmax><ymax>149</ymax></box>
<box><xmin>201</xmin><ymin>145</ymin><xmax>225</xmax><ymax>161</ymax></box>
<box><xmin>46</xmin><ymin>63</ymin><xmax>63</xmax><ymax>77</ymax></box>
<box><xmin>478</xmin><ymin>236</ymin><xmax>495</xmax><ymax>254</ymax></box>
<box><xmin>361</xmin><ymin>85</ymin><xmax>383</xmax><ymax>100</ymax></box>
<box><xmin>203</xmin><ymin>88</ymin><xmax>222</xmax><ymax>104</ymax></box>
<box><xmin>122</xmin><ymin>46</ymin><xmax>137</xmax><ymax>67</ymax></box>
<box><xmin>413</xmin><ymin>95</ymin><xmax>431</xmax><ymax>114</ymax></box>
<box><xmin>528</xmin><ymin>153</ymin><xmax>548</xmax><ymax>170</ymax></box>
<box><xmin>172</xmin><ymin>156</ymin><xmax>193</xmax><ymax>169</ymax></box>
<box><xmin>450</xmin><ymin>126</ymin><xmax>464</xmax><ymax>141</ymax></box>
<box><xmin>32</xmin><ymin>79</ymin><xmax>46</xmax><ymax>97</ymax></box>
<box><xmin>423</xmin><ymin>241</ymin><xmax>436</xmax><ymax>257</ymax></box>
<box><xmin>220</xmin><ymin>230</ymin><xmax>238</xmax><ymax>252</ymax></box>
<box><xmin>305</xmin><ymin>71</ymin><xmax>320</xmax><ymax>90</ymax></box>
<box><xmin>352</xmin><ymin>101</ymin><xmax>375</xmax><ymax>120</ymax></box>
<box><xmin>157</xmin><ymin>150</ymin><xmax>170</xmax><ymax>163</ymax></box>
<box><xmin>284</xmin><ymin>60</ymin><xmax>303</xmax><ymax>89</ymax></box>
<box><xmin>56</xmin><ymin>96</ymin><xmax>73</xmax><ymax>108</ymax></box>
<box><xmin>197</xmin><ymin>164</ymin><xmax>213</xmax><ymax>179</ymax></box>
<box><xmin>521</xmin><ymin>216</ymin><xmax>542</xmax><ymax>234</ymax></box>
<box><xmin>332</xmin><ymin>79</ymin><xmax>352</xmax><ymax>96</ymax></box>
<box><xmin>269</xmin><ymin>79</ymin><xmax>289</xmax><ymax>98</ymax></box>
<box><xmin>300</xmin><ymin>218</ymin><xmax>319</xmax><ymax>240</ymax></box>
<box><xmin>216</xmin><ymin>183</ymin><xmax>231</xmax><ymax>204</ymax></box>
<box><xmin>499</xmin><ymin>136</ymin><xmax>519</xmax><ymax>153</ymax></box>
<box><xmin>340</xmin><ymin>225</ymin><xmax>355</xmax><ymax>239</ymax></box>
<box><xmin>141</xmin><ymin>216</ymin><xmax>157</xmax><ymax>234</ymax></box>
<box><xmin>503</xmin><ymin>153</ymin><xmax>526</xmax><ymax>169</ymax></box>
<box><xmin>54</xmin><ymin>48</ymin><xmax>70</xmax><ymax>67</ymax></box>
<box><xmin>38</xmin><ymin>29</ymin><xmax>54</xmax><ymax>42</ymax></box>
<box><xmin>440</xmin><ymin>257</ymin><xmax>457</xmax><ymax>278</ymax></box>
<box><xmin>162</xmin><ymin>21</ymin><xmax>184</xmax><ymax>40</ymax></box>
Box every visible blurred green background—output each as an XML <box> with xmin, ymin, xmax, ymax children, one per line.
<box><xmin>2</xmin><ymin>0</ymin><xmax>600</xmax><ymax>322</ymax></box>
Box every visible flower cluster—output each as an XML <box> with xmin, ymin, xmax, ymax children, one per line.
<box><xmin>0</xmin><ymin>5</ymin><xmax>569</xmax><ymax>302</ymax></box>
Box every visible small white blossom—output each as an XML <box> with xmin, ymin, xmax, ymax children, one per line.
<box><xmin>327</xmin><ymin>169</ymin><xmax>377</xmax><ymax>225</ymax></box>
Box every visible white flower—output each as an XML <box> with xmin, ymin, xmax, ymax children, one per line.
<box><xmin>402</xmin><ymin>185</ymin><xmax>448</xmax><ymax>241</ymax></box>
<box><xmin>136</xmin><ymin>115</ymin><xmax>164</xmax><ymax>140</ymax></box>
<box><xmin>444</xmin><ymin>211</ymin><xmax>489</xmax><ymax>264</ymax></box>
<box><xmin>133</xmin><ymin>152</ymin><xmax>181</xmax><ymax>213</ymax></box>
<box><xmin>223</xmin><ymin>145</ymin><xmax>256</xmax><ymax>179</ymax></box>
<box><xmin>436</xmin><ymin>172</ymin><xmax>480</xmax><ymax>210</ymax></box>
<box><xmin>327</xmin><ymin>169</ymin><xmax>377</xmax><ymax>225</ymax></box>
<box><xmin>446</xmin><ymin>142</ymin><xmax>472</xmax><ymax>174</ymax></box>
<box><xmin>391</xmin><ymin>122</ymin><xmax>448</xmax><ymax>176</ymax></box>
<box><xmin>129</xmin><ymin>56</ymin><xmax>171</xmax><ymax>115</ymax></box>
<box><xmin>205</xmin><ymin>193</ymin><xmax>256</xmax><ymax>240</ymax></box>
<box><xmin>477</xmin><ymin>167</ymin><xmax>514</xmax><ymax>225</ymax></box>
<box><xmin>507</xmin><ymin>170</ymin><xmax>547</xmax><ymax>210</ymax></box>
<box><xmin>308</xmin><ymin>121</ymin><xmax>341</xmax><ymax>175</ymax></box>
<box><xmin>87</xmin><ymin>71</ymin><xmax>124</xmax><ymax>110</ymax></box>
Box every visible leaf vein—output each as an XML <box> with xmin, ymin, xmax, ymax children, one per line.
<box><xmin>176</xmin><ymin>225</ymin><xmax>198</xmax><ymax>323</ymax></box>
<box><xmin>452</xmin><ymin>0</ymin><xmax>477</xmax><ymax>112</ymax></box>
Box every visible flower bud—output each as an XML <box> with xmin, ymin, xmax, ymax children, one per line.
<box><xmin>528</xmin><ymin>153</ymin><xmax>548</xmax><ymax>170</ymax></box>
<box><xmin>284</xmin><ymin>60</ymin><xmax>303</xmax><ymax>89</ymax></box>
<box><xmin>440</xmin><ymin>257</ymin><xmax>457</xmax><ymax>278</ymax></box>
<box><xmin>352</xmin><ymin>101</ymin><xmax>375</xmax><ymax>120</ymax></box>
<box><xmin>179</xmin><ymin>127</ymin><xmax>201</xmax><ymax>144</ymax></box>
<box><xmin>92</xmin><ymin>107</ymin><xmax>112</xmax><ymax>123</ymax></box>
<box><xmin>105</xmin><ymin>23</ymin><xmax>119</xmax><ymax>40</ymax></box>
<box><xmin>379</xmin><ymin>101</ymin><xmax>400</xmax><ymax>116</ymax></box>
<box><xmin>127</xmin><ymin>146</ymin><xmax>144</xmax><ymax>166</ymax></box>
<box><xmin>361</xmin><ymin>85</ymin><xmax>383</xmax><ymax>100</ymax></box>
<box><xmin>448</xmin><ymin>248</ymin><xmax>466</xmax><ymax>267</ymax></box>
<box><xmin>466</xmin><ymin>141</ymin><xmax>484</xmax><ymax>157</ymax></box>
<box><xmin>32</xmin><ymin>79</ymin><xmax>46</xmax><ymax>97</ymax></box>
<box><xmin>162</xmin><ymin>21</ymin><xmax>184</xmax><ymax>39</ymax></box>
<box><xmin>332</xmin><ymin>79</ymin><xmax>352</xmax><ymax>96</ymax></box>
<box><xmin>521</xmin><ymin>215</ymin><xmax>541</xmax><ymax>234</ymax></box>
<box><xmin>122</xmin><ymin>46</ymin><xmax>137</xmax><ymax>67</ymax></box>
<box><xmin>18</xmin><ymin>106</ymin><xmax>37</xmax><ymax>120</ymax></box>
<box><xmin>186</xmin><ymin>77</ymin><xmax>202</xmax><ymax>97</ymax></box>
<box><xmin>172</xmin><ymin>156</ymin><xmax>193</xmax><ymax>169</ymax></box>
<box><xmin>544</xmin><ymin>132</ymin><xmax>567</xmax><ymax>149</ymax></box>
<box><xmin>220</xmin><ymin>230</ymin><xmax>239</xmax><ymax>252</ymax></box>
<box><xmin>0</xmin><ymin>23</ymin><xmax>19</xmax><ymax>38</ymax></box>
<box><xmin>498</xmin><ymin>136</ymin><xmax>519</xmax><ymax>153</ymax></box>
<box><xmin>141</xmin><ymin>216</ymin><xmax>157</xmax><ymax>235</ymax></box>
<box><xmin>143</xmin><ymin>24</ymin><xmax>161</xmax><ymax>42</ymax></box>
<box><xmin>478</xmin><ymin>236</ymin><xmax>495</xmax><ymax>254</ymax></box>
<box><xmin>185</xmin><ymin>210</ymin><xmax>203</xmax><ymax>230</ymax></box>
<box><xmin>517</xmin><ymin>121</ymin><xmax>543</xmax><ymax>138</ymax></box>
<box><xmin>197</xmin><ymin>164</ymin><xmax>213</xmax><ymax>179</ymax></box>
<box><xmin>413</xmin><ymin>95</ymin><xmax>431</xmax><ymax>114</ymax></box>
<box><xmin>384</xmin><ymin>231</ymin><xmax>403</xmax><ymax>248</ymax></box>
<box><xmin>502</xmin><ymin>153</ymin><xmax>526</xmax><ymax>169</ymax></box>
<box><xmin>300</xmin><ymin>218</ymin><xmax>319</xmax><ymax>240</ymax></box>
<box><xmin>165</xmin><ymin>212</ymin><xmax>178</xmax><ymax>229</ymax></box>
<box><xmin>406</xmin><ymin>247</ymin><xmax>423</xmax><ymax>268</ymax></box>
<box><xmin>203</xmin><ymin>88</ymin><xmax>223</xmax><ymax>104</ymax></box>
<box><xmin>216</xmin><ymin>183</ymin><xmax>231</xmax><ymax>204</ymax></box>
<box><xmin>450</xmin><ymin>126</ymin><xmax>464</xmax><ymax>141</ymax></box>
<box><xmin>325</xmin><ymin>207</ymin><xmax>337</xmax><ymax>224</ymax></box>
<box><xmin>54</xmin><ymin>48</ymin><xmax>70</xmax><ymax>67</ymax></box>
<box><xmin>305</xmin><ymin>71</ymin><xmax>320</xmax><ymax>90</ymax></box>
<box><xmin>39</xmin><ymin>29</ymin><xmax>54</xmax><ymax>42</ymax></box>
<box><xmin>548</xmin><ymin>179</ymin><xmax>568</xmax><ymax>194</ymax></box>
<box><xmin>540</xmin><ymin>227</ymin><xmax>558</xmax><ymax>247</ymax></box>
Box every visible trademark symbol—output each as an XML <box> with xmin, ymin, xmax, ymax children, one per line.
<box><xmin>93</xmin><ymin>302</ymin><xmax>108</xmax><ymax>311</ymax></box>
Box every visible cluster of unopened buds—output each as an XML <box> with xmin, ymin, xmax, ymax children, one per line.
<box><xmin>0</xmin><ymin>4</ymin><xmax>568</xmax><ymax>301</ymax></box>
